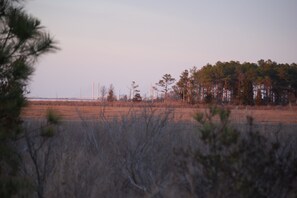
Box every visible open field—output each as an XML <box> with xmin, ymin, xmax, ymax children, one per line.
<box><xmin>20</xmin><ymin>102</ymin><xmax>297</xmax><ymax>197</ymax></box>
<box><xmin>22</xmin><ymin>101</ymin><xmax>297</xmax><ymax>124</ymax></box>
<box><xmin>19</xmin><ymin>101</ymin><xmax>297</xmax><ymax>197</ymax></box>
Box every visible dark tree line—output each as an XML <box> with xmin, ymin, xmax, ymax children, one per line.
<box><xmin>174</xmin><ymin>60</ymin><xmax>297</xmax><ymax>105</ymax></box>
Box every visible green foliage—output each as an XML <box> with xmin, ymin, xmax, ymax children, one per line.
<box><xmin>173</xmin><ymin>68</ymin><xmax>197</xmax><ymax>103</ymax></box>
<box><xmin>174</xmin><ymin>69</ymin><xmax>190</xmax><ymax>101</ymax></box>
<box><xmin>178</xmin><ymin>106</ymin><xmax>297</xmax><ymax>197</ymax></box>
<box><xmin>41</xmin><ymin>126</ymin><xmax>55</xmax><ymax>137</ymax></box>
<box><xmin>193</xmin><ymin>112</ymin><xmax>204</xmax><ymax>123</ymax></box>
<box><xmin>107</xmin><ymin>84</ymin><xmax>116</xmax><ymax>102</ymax></box>
<box><xmin>175</xmin><ymin>60</ymin><xmax>297</xmax><ymax>105</ymax></box>
<box><xmin>40</xmin><ymin>109</ymin><xmax>61</xmax><ymax>137</ymax></box>
<box><xmin>156</xmin><ymin>73</ymin><xmax>175</xmax><ymax>99</ymax></box>
<box><xmin>0</xmin><ymin>0</ymin><xmax>58</xmax><ymax>196</ymax></box>
<box><xmin>46</xmin><ymin>108</ymin><xmax>61</xmax><ymax>125</ymax></box>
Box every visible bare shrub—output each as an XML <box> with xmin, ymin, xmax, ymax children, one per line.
<box><xmin>20</xmin><ymin>105</ymin><xmax>191</xmax><ymax>197</ymax></box>
<box><xmin>84</xmin><ymin>105</ymin><xmax>189</xmax><ymax>197</ymax></box>
<box><xmin>20</xmin><ymin>109</ymin><xmax>62</xmax><ymax>198</ymax></box>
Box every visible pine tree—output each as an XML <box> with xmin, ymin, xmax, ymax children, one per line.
<box><xmin>156</xmin><ymin>74</ymin><xmax>175</xmax><ymax>100</ymax></box>
<box><xmin>107</xmin><ymin>84</ymin><xmax>116</xmax><ymax>102</ymax></box>
<box><xmin>175</xmin><ymin>69</ymin><xmax>190</xmax><ymax>102</ymax></box>
<box><xmin>0</xmin><ymin>0</ymin><xmax>58</xmax><ymax>196</ymax></box>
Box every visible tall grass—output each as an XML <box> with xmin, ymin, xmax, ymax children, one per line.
<box><xmin>19</xmin><ymin>106</ymin><xmax>297</xmax><ymax>197</ymax></box>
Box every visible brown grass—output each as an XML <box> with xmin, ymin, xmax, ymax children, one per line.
<box><xmin>20</xmin><ymin>102</ymin><xmax>297</xmax><ymax>197</ymax></box>
<box><xmin>22</xmin><ymin>101</ymin><xmax>297</xmax><ymax>124</ymax></box>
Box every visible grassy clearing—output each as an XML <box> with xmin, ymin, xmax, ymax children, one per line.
<box><xmin>22</xmin><ymin>101</ymin><xmax>297</xmax><ymax>124</ymax></box>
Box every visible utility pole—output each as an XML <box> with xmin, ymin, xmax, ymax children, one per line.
<box><xmin>92</xmin><ymin>82</ymin><xmax>94</xmax><ymax>100</ymax></box>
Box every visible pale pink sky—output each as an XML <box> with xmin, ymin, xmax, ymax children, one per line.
<box><xmin>26</xmin><ymin>0</ymin><xmax>297</xmax><ymax>98</ymax></box>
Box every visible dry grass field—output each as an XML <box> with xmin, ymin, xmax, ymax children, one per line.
<box><xmin>22</xmin><ymin>101</ymin><xmax>297</xmax><ymax>124</ymax></box>
<box><xmin>19</xmin><ymin>101</ymin><xmax>297</xmax><ymax>197</ymax></box>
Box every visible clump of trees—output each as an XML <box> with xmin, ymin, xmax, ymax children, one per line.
<box><xmin>95</xmin><ymin>59</ymin><xmax>297</xmax><ymax>106</ymax></box>
<box><xmin>174</xmin><ymin>60</ymin><xmax>297</xmax><ymax>105</ymax></box>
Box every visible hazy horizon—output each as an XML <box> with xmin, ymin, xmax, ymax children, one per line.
<box><xmin>25</xmin><ymin>0</ymin><xmax>297</xmax><ymax>98</ymax></box>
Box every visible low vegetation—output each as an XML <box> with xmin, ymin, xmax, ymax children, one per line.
<box><xmin>17</xmin><ymin>106</ymin><xmax>297</xmax><ymax>197</ymax></box>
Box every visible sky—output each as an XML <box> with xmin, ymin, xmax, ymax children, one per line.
<box><xmin>25</xmin><ymin>0</ymin><xmax>297</xmax><ymax>98</ymax></box>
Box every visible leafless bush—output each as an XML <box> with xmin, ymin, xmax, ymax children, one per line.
<box><xmin>79</xmin><ymin>105</ymin><xmax>193</xmax><ymax>197</ymax></box>
<box><xmin>18</xmin><ymin>105</ymin><xmax>192</xmax><ymax>197</ymax></box>
<box><xmin>19</xmin><ymin>109</ymin><xmax>62</xmax><ymax>198</ymax></box>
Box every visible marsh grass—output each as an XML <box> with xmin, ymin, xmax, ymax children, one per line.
<box><xmin>19</xmin><ymin>105</ymin><xmax>297</xmax><ymax>197</ymax></box>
